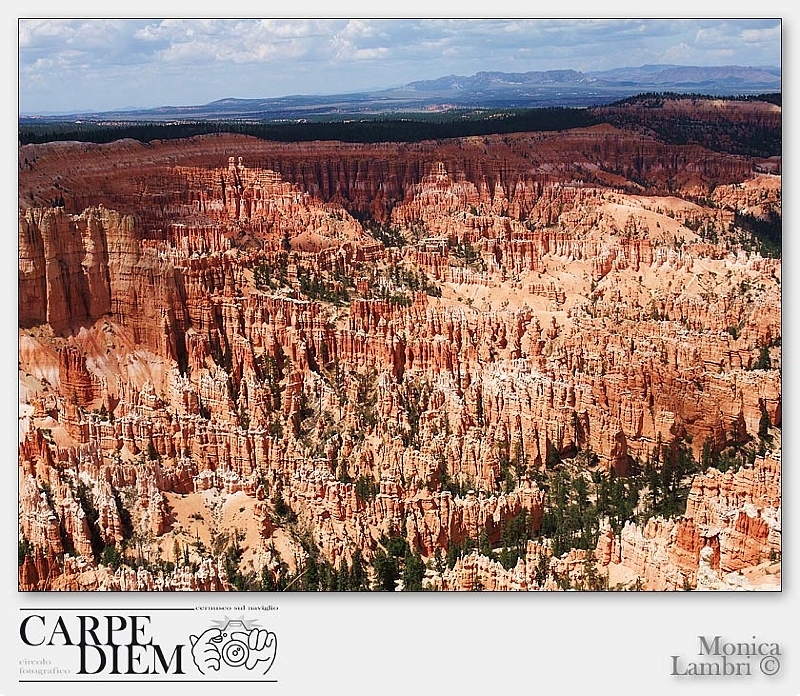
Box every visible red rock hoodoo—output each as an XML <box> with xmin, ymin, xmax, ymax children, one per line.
<box><xmin>18</xmin><ymin>101</ymin><xmax>781</xmax><ymax>590</ymax></box>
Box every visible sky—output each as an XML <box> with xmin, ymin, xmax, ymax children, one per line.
<box><xmin>18</xmin><ymin>18</ymin><xmax>782</xmax><ymax>115</ymax></box>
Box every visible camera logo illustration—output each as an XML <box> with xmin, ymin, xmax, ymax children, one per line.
<box><xmin>190</xmin><ymin>619</ymin><xmax>277</xmax><ymax>676</ymax></box>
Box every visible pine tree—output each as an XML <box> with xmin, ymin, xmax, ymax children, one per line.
<box><xmin>759</xmin><ymin>409</ymin><xmax>772</xmax><ymax>440</ymax></box>
<box><xmin>348</xmin><ymin>550</ymin><xmax>368</xmax><ymax>591</ymax></box>
<box><xmin>402</xmin><ymin>552</ymin><xmax>425</xmax><ymax>591</ymax></box>
<box><xmin>371</xmin><ymin>548</ymin><xmax>399</xmax><ymax>591</ymax></box>
<box><xmin>336</xmin><ymin>559</ymin><xmax>349</xmax><ymax>591</ymax></box>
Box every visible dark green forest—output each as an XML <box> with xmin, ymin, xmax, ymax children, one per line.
<box><xmin>19</xmin><ymin>107</ymin><xmax>598</xmax><ymax>146</ymax></box>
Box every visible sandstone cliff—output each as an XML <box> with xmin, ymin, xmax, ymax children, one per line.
<box><xmin>18</xmin><ymin>121</ymin><xmax>781</xmax><ymax>590</ymax></box>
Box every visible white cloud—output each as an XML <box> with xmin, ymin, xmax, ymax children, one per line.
<box><xmin>741</xmin><ymin>25</ymin><xmax>782</xmax><ymax>46</ymax></box>
<box><xmin>18</xmin><ymin>18</ymin><xmax>782</xmax><ymax>114</ymax></box>
<box><xmin>662</xmin><ymin>42</ymin><xmax>697</xmax><ymax>64</ymax></box>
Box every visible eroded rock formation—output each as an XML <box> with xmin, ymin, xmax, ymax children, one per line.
<box><xmin>18</xmin><ymin>105</ymin><xmax>781</xmax><ymax>590</ymax></box>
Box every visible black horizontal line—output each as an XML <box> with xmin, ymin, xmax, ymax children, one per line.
<box><xmin>20</xmin><ymin>680</ymin><xmax>278</xmax><ymax>683</ymax></box>
<box><xmin>20</xmin><ymin>608</ymin><xmax>194</xmax><ymax>611</ymax></box>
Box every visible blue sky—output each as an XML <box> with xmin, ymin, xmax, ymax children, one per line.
<box><xmin>18</xmin><ymin>18</ymin><xmax>781</xmax><ymax>114</ymax></box>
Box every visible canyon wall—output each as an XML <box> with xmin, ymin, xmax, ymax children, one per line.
<box><xmin>18</xmin><ymin>119</ymin><xmax>781</xmax><ymax>590</ymax></box>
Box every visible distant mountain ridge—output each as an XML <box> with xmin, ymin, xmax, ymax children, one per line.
<box><xmin>403</xmin><ymin>69</ymin><xmax>598</xmax><ymax>92</ymax></box>
<box><xmin>589</xmin><ymin>64</ymin><xmax>780</xmax><ymax>88</ymax></box>
<box><xmin>22</xmin><ymin>64</ymin><xmax>780</xmax><ymax>122</ymax></box>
